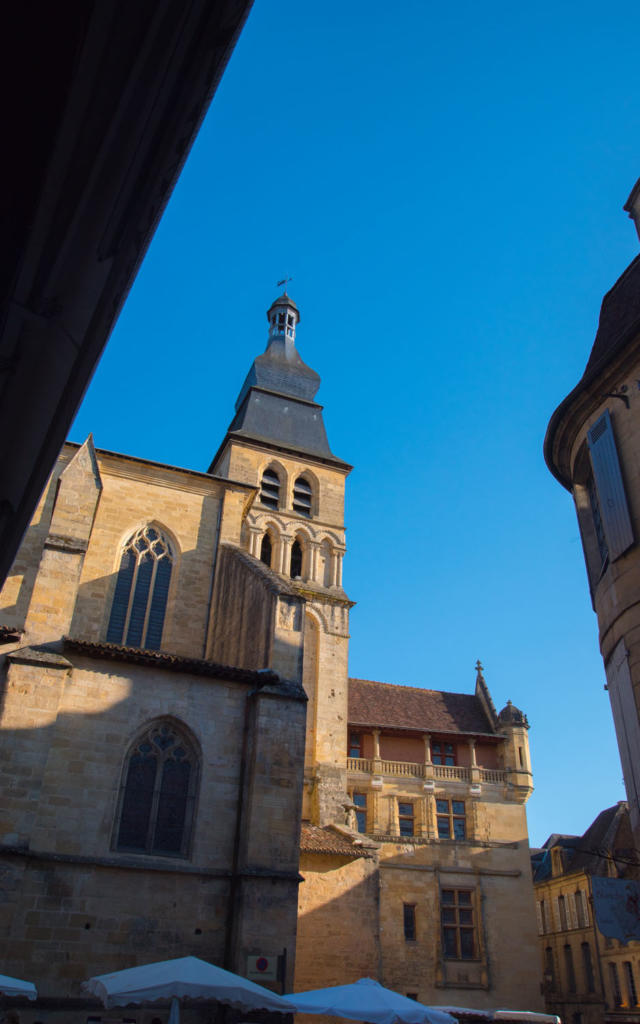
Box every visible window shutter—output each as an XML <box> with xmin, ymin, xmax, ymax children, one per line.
<box><xmin>536</xmin><ymin>901</ymin><xmax>544</xmax><ymax>935</ymax></box>
<box><xmin>568</xmin><ymin>893</ymin><xmax>578</xmax><ymax>929</ymax></box>
<box><xmin>580</xmin><ymin>890</ymin><xmax>590</xmax><ymax>927</ymax></box>
<box><xmin>588</xmin><ymin>410</ymin><xmax>634</xmax><ymax>560</ymax></box>
<box><xmin>553</xmin><ymin>897</ymin><xmax>561</xmax><ymax>931</ymax></box>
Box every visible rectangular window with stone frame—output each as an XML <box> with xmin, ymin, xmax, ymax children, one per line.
<box><xmin>437</xmin><ymin>798</ymin><xmax>466</xmax><ymax>839</ymax></box>
<box><xmin>441</xmin><ymin>889</ymin><xmax>475</xmax><ymax>960</ymax></box>
<box><xmin>398</xmin><ymin>801</ymin><xmax>415</xmax><ymax>837</ymax></box>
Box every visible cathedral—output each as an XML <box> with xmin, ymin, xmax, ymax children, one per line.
<box><xmin>0</xmin><ymin>292</ymin><xmax>542</xmax><ymax>1021</ymax></box>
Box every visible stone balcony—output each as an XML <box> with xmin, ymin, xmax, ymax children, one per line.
<box><xmin>346</xmin><ymin>756</ymin><xmax>506</xmax><ymax>785</ymax></box>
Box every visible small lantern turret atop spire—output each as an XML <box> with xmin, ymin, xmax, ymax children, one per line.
<box><xmin>267</xmin><ymin>290</ymin><xmax>300</xmax><ymax>347</ymax></box>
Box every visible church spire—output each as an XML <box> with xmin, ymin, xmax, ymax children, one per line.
<box><xmin>233</xmin><ymin>290</ymin><xmax>320</xmax><ymax>412</ymax></box>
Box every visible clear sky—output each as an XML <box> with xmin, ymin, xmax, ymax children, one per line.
<box><xmin>71</xmin><ymin>0</ymin><xmax>640</xmax><ymax>847</ymax></box>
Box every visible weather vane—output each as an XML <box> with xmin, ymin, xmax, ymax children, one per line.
<box><xmin>276</xmin><ymin>275</ymin><xmax>293</xmax><ymax>293</ymax></box>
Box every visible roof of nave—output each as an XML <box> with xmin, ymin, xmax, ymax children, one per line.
<box><xmin>533</xmin><ymin>802</ymin><xmax>634</xmax><ymax>882</ymax></box>
<box><xmin>300</xmin><ymin>822</ymin><xmax>375</xmax><ymax>859</ymax></box>
<box><xmin>348</xmin><ymin>677</ymin><xmax>499</xmax><ymax>736</ymax></box>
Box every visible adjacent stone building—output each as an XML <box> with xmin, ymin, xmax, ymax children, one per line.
<box><xmin>295</xmin><ymin>668</ymin><xmax>542</xmax><ymax>1011</ymax></box>
<box><xmin>544</xmin><ymin>179</ymin><xmax>640</xmax><ymax>845</ymax></box>
<box><xmin>0</xmin><ymin>290</ymin><xmax>543</xmax><ymax>1020</ymax></box>
<box><xmin>532</xmin><ymin>802</ymin><xmax>640</xmax><ymax>1024</ymax></box>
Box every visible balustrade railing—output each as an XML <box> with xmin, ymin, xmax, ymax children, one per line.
<box><xmin>346</xmin><ymin>756</ymin><xmax>506</xmax><ymax>784</ymax></box>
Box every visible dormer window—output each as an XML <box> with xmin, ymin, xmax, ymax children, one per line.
<box><xmin>293</xmin><ymin>476</ymin><xmax>312</xmax><ymax>517</ymax></box>
<box><xmin>260</xmin><ymin>468</ymin><xmax>280</xmax><ymax>509</ymax></box>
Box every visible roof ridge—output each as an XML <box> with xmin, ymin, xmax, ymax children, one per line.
<box><xmin>349</xmin><ymin>676</ymin><xmax>480</xmax><ymax>700</ymax></box>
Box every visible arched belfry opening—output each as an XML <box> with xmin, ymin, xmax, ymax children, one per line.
<box><xmin>290</xmin><ymin>539</ymin><xmax>303</xmax><ymax>578</ymax></box>
<box><xmin>260</xmin><ymin>533</ymin><xmax>273</xmax><ymax>568</ymax></box>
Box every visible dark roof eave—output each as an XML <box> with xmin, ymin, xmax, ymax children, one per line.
<box><xmin>348</xmin><ymin>721</ymin><xmax>504</xmax><ymax>741</ymax></box>
<box><xmin>544</xmin><ymin>258</ymin><xmax>640</xmax><ymax>490</ymax></box>
<box><xmin>63</xmin><ymin>637</ymin><xmax>283</xmax><ymax>686</ymax></box>
<box><xmin>209</xmin><ymin>431</ymin><xmax>353</xmax><ymax>475</ymax></box>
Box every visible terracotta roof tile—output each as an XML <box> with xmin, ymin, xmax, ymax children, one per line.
<box><xmin>300</xmin><ymin>822</ymin><xmax>373</xmax><ymax>859</ymax></box>
<box><xmin>348</xmin><ymin>677</ymin><xmax>497</xmax><ymax>736</ymax></box>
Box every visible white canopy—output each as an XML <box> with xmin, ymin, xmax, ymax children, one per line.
<box><xmin>285</xmin><ymin>978</ymin><xmax>456</xmax><ymax>1024</ymax></box>
<box><xmin>0</xmin><ymin>974</ymin><xmax>37</xmax><ymax>1000</ymax></box>
<box><xmin>440</xmin><ymin>1010</ymin><xmax>560</xmax><ymax>1024</ymax></box>
<box><xmin>83</xmin><ymin>956</ymin><xmax>295</xmax><ymax>1018</ymax></box>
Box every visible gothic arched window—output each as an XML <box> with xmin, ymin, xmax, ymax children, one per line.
<box><xmin>107</xmin><ymin>526</ymin><xmax>173</xmax><ymax>650</ymax></box>
<box><xmin>290</xmin><ymin>539</ymin><xmax>303</xmax><ymax>578</ymax></box>
<box><xmin>115</xmin><ymin>721</ymin><xmax>198</xmax><ymax>857</ymax></box>
<box><xmin>292</xmin><ymin>476</ymin><xmax>313</xmax><ymax>517</ymax></box>
<box><xmin>260</xmin><ymin>468</ymin><xmax>280</xmax><ymax>509</ymax></box>
<box><xmin>260</xmin><ymin>532</ymin><xmax>273</xmax><ymax>567</ymax></box>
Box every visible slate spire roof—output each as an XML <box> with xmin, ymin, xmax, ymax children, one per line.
<box><xmin>211</xmin><ymin>291</ymin><xmax>348</xmax><ymax>467</ymax></box>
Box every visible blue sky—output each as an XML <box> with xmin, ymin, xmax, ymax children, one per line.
<box><xmin>71</xmin><ymin>0</ymin><xmax>640</xmax><ymax>846</ymax></box>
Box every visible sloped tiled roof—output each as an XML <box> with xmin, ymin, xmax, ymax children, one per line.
<box><xmin>348</xmin><ymin>677</ymin><xmax>497</xmax><ymax>736</ymax></box>
<box><xmin>300</xmin><ymin>822</ymin><xmax>373</xmax><ymax>859</ymax></box>
<box><xmin>533</xmin><ymin>803</ymin><xmax>634</xmax><ymax>881</ymax></box>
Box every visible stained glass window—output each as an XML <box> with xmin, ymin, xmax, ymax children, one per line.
<box><xmin>107</xmin><ymin>526</ymin><xmax>173</xmax><ymax>650</ymax></box>
<box><xmin>116</xmin><ymin>721</ymin><xmax>197</xmax><ymax>857</ymax></box>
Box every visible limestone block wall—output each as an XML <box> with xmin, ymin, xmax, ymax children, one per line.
<box><xmin>0</xmin><ymin>647</ymin><xmax>307</xmax><ymax>1014</ymax></box>
<box><xmin>220</xmin><ymin>440</ymin><xmax>349</xmax><ymax>528</ymax></box>
<box><xmin>0</xmin><ymin>451</ymin><xmax>71</xmax><ymax>629</ymax></box>
<box><xmin>295</xmin><ymin>852</ymin><xmax>380</xmax><ymax>990</ymax></box>
<box><xmin>377</xmin><ymin>837</ymin><xmax>542</xmax><ymax>1010</ymax></box>
<box><xmin>208</xmin><ymin>544</ymin><xmax>305</xmax><ymax>681</ymax></box>
<box><xmin>71</xmin><ymin>455</ymin><xmax>227</xmax><ymax>657</ymax></box>
<box><xmin>0</xmin><ymin>652</ymin><xmax>249</xmax><ymax>865</ymax></box>
<box><xmin>0</xmin><ymin>443</ymin><xmax>256</xmax><ymax>660</ymax></box>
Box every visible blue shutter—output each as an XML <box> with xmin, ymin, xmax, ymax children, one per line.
<box><xmin>145</xmin><ymin>557</ymin><xmax>172</xmax><ymax>650</ymax></box>
<box><xmin>126</xmin><ymin>553</ymin><xmax>152</xmax><ymax>647</ymax></box>
<box><xmin>106</xmin><ymin>549</ymin><xmax>136</xmax><ymax>643</ymax></box>
<box><xmin>588</xmin><ymin>410</ymin><xmax>634</xmax><ymax>561</ymax></box>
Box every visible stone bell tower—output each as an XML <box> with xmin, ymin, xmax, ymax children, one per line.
<box><xmin>209</xmin><ymin>290</ymin><xmax>354</xmax><ymax>824</ymax></box>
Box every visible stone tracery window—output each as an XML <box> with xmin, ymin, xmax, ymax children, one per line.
<box><xmin>107</xmin><ymin>525</ymin><xmax>173</xmax><ymax>650</ymax></box>
<box><xmin>115</xmin><ymin>720</ymin><xmax>198</xmax><ymax>857</ymax></box>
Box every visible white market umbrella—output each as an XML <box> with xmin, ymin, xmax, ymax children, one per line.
<box><xmin>0</xmin><ymin>974</ymin><xmax>37</xmax><ymax>1000</ymax></box>
<box><xmin>286</xmin><ymin>978</ymin><xmax>456</xmax><ymax>1024</ymax></box>
<box><xmin>83</xmin><ymin>955</ymin><xmax>295</xmax><ymax>1023</ymax></box>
